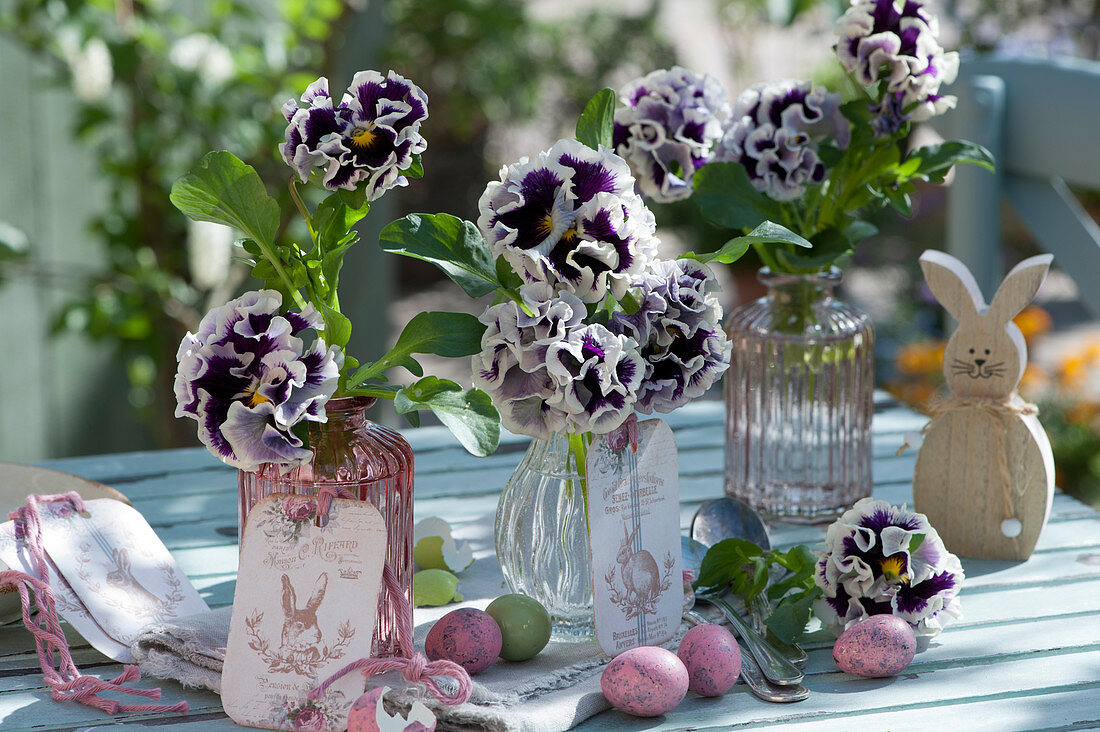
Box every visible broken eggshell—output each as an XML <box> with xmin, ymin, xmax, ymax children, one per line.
<box><xmin>414</xmin><ymin>517</ymin><xmax>474</xmax><ymax>573</ymax></box>
<box><xmin>347</xmin><ymin>686</ymin><xmax>436</xmax><ymax>732</ymax></box>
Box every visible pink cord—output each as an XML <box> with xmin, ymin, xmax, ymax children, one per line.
<box><xmin>3</xmin><ymin>492</ymin><xmax>188</xmax><ymax>715</ymax></box>
<box><xmin>308</xmin><ymin>487</ymin><xmax>472</xmax><ymax>706</ymax></box>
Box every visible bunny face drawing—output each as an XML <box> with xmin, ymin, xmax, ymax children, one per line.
<box><xmin>280</xmin><ymin>573</ymin><xmax>327</xmax><ymax>663</ymax></box>
<box><xmin>919</xmin><ymin>250</ymin><xmax>1052</xmax><ymax>400</ymax></box>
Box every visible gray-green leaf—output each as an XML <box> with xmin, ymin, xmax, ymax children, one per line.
<box><xmin>380</xmin><ymin>214</ymin><xmax>500</xmax><ymax>298</ymax></box>
<box><xmin>170</xmin><ymin>151</ymin><xmax>280</xmax><ymax>247</ymax></box>
<box><xmin>394</xmin><ymin>377</ymin><xmax>500</xmax><ymax>457</ymax></box>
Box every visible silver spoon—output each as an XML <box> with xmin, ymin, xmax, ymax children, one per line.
<box><xmin>691</xmin><ymin>498</ymin><xmax>809</xmax><ymax>668</ymax></box>
<box><xmin>683</xmin><ymin>607</ymin><xmax>809</xmax><ymax>703</ymax></box>
<box><xmin>682</xmin><ymin>536</ymin><xmax>804</xmax><ymax>686</ymax></box>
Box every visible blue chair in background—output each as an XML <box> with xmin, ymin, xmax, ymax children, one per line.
<box><xmin>938</xmin><ymin>54</ymin><xmax>1100</xmax><ymax>316</ymax></box>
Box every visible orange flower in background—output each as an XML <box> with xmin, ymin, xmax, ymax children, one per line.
<box><xmin>1055</xmin><ymin>341</ymin><xmax>1100</xmax><ymax>391</ymax></box>
<box><xmin>895</xmin><ymin>340</ymin><xmax>946</xmax><ymax>376</ymax></box>
<box><xmin>1014</xmin><ymin>305</ymin><xmax>1052</xmax><ymax>344</ymax></box>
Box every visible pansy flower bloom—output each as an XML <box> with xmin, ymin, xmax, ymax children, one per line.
<box><xmin>281</xmin><ymin>70</ymin><xmax>428</xmax><ymax>199</ymax></box>
<box><xmin>174</xmin><ymin>290</ymin><xmax>343</xmax><ymax>472</ymax></box>
<box><xmin>836</xmin><ymin>0</ymin><xmax>959</xmax><ymax>130</ymax></box>
<box><xmin>716</xmin><ymin>79</ymin><xmax>848</xmax><ymax>201</ymax></box>
<box><xmin>477</xmin><ymin>138</ymin><xmax>659</xmax><ymax>303</ymax></box>
<box><xmin>609</xmin><ymin>259</ymin><xmax>731</xmax><ymax>413</ymax></box>
<box><xmin>613</xmin><ymin>67</ymin><xmax>730</xmax><ymax>203</ymax></box>
<box><xmin>814</xmin><ymin>498</ymin><xmax>964</xmax><ymax>637</ymax></box>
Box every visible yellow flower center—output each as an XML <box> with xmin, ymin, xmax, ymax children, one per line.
<box><xmin>536</xmin><ymin>214</ymin><xmax>555</xmax><ymax>238</ymax></box>
<box><xmin>246</xmin><ymin>385</ymin><xmax>270</xmax><ymax>408</ymax></box>
<box><xmin>560</xmin><ymin>227</ymin><xmax>578</xmax><ymax>244</ymax></box>
<box><xmin>879</xmin><ymin>555</ymin><xmax>909</xmax><ymax>583</ymax></box>
<box><xmin>350</xmin><ymin>124</ymin><xmax>377</xmax><ymax>149</ymax></box>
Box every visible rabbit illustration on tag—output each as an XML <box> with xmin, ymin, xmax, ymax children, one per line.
<box><xmin>913</xmin><ymin>250</ymin><xmax>1055</xmax><ymax>560</ymax></box>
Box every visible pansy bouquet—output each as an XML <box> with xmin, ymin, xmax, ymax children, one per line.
<box><xmin>451</xmin><ymin>97</ymin><xmax>807</xmax><ymax>463</ymax></box>
<box><xmin>611</xmin><ymin>0</ymin><xmax>995</xmax><ymax>274</ymax></box>
<box><xmin>171</xmin><ymin>69</ymin><xmax>501</xmax><ymax>471</ymax></box>
<box><xmin>814</xmin><ymin>498</ymin><xmax>964</xmax><ymax>637</ymax></box>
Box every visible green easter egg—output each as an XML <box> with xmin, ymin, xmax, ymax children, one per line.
<box><xmin>486</xmin><ymin>593</ymin><xmax>551</xmax><ymax>662</ymax></box>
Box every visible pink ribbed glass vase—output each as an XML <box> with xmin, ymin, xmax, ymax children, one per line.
<box><xmin>237</xmin><ymin>396</ymin><xmax>414</xmax><ymax>657</ymax></box>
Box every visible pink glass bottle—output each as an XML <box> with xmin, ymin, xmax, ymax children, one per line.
<box><xmin>237</xmin><ymin>396</ymin><xmax>414</xmax><ymax>657</ymax></box>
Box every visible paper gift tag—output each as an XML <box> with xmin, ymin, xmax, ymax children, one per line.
<box><xmin>223</xmin><ymin>494</ymin><xmax>386</xmax><ymax>732</ymax></box>
<box><xmin>586</xmin><ymin>419</ymin><xmax>683</xmax><ymax>656</ymax></box>
<box><xmin>35</xmin><ymin>498</ymin><xmax>209</xmax><ymax>646</ymax></box>
<box><xmin>0</xmin><ymin>518</ymin><xmax>131</xmax><ymax>661</ymax></box>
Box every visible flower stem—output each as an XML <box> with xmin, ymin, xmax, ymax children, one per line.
<box><xmin>567</xmin><ymin>431</ymin><xmax>592</xmax><ymax>532</ymax></box>
<box><xmin>289</xmin><ymin>179</ymin><xmax>314</xmax><ymax>243</ymax></box>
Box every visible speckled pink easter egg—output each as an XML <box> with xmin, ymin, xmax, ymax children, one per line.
<box><xmin>601</xmin><ymin>646</ymin><xmax>689</xmax><ymax>717</ymax></box>
<box><xmin>676</xmin><ymin>623</ymin><xmax>742</xmax><ymax>696</ymax></box>
<box><xmin>833</xmin><ymin>615</ymin><xmax>917</xmax><ymax>678</ymax></box>
<box><xmin>425</xmin><ymin>607</ymin><xmax>502</xmax><ymax>675</ymax></box>
<box><xmin>347</xmin><ymin>686</ymin><xmax>436</xmax><ymax>732</ymax></box>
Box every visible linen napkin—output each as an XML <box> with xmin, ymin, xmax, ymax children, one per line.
<box><xmin>130</xmin><ymin>605</ymin><xmax>232</xmax><ymax>693</ymax></box>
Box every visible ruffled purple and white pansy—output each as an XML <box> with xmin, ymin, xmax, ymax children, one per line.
<box><xmin>471</xmin><ymin>285</ymin><xmax>643</xmax><ymax>438</ymax></box>
<box><xmin>609</xmin><ymin>259</ymin><xmax>731</xmax><ymax>414</ymax></box>
<box><xmin>281</xmin><ymin>70</ymin><xmax>428</xmax><ymax>199</ymax></box>
<box><xmin>174</xmin><ymin>290</ymin><xmax>343</xmax><ymax>472</ymax></box>
<box><xmin>477</xmin><ymin>138</ymin><xmax>658</xmax><ymax>303</ymax></box>
<box><xmin>814</xmin><ymin>498</ymin><xmax>964</xmax><ymax>637</ymax></box>
<box><xmin>716</xmin><ymin>80</ymin><xmax>848</xmax><ymax>202</ymax></box>
<box><xmin>612</xmin><ymin>67</ymin><xmax>731</xmax><ymax>203</ymax></box>
<box><xmin>471</xmin><ymin>285</ymin><xmax>585</xmax><ymax>439</ymax></box>
<box><xmin>836</xmin><ymin>0</ymin><xmax>959</xmax><ymax>131</ymax></box>
<box><xmin>545</xmin><ymin>324</ymin><xmax>644</xmax><ymax>436</ymax></box>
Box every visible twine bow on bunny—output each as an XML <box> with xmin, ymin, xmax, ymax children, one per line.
<box><xmin>909</xmin><ymin>250</ymin><xmax>1056</xmax><ymax>561</ymax></box>
<box><xmin>306</xmin><ymin>486</ymin><xmax>472</xmax><ymax>708</ymax></box>
<box><xmin>0</xmin><ymin>492</ymin><xmax>189</xmax><ymax>716</ymax></box>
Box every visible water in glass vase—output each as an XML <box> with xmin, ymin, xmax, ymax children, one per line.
<box><xmin>495</xmin><ymin>433</ymin><xmax>594</xmax><ymax>642</ymax></box>
<box><xmin>724</xmin><ymin>268</ymin><xmax>874</xmax><ymax>522</ymax></box>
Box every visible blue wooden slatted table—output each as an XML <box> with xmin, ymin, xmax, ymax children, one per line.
<box><xmin>3</xmin><ymin>393</ymin><xmax>1100</xmax><ymax>731</ymax></box>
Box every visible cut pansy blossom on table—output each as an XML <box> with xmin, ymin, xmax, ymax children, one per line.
<box><xmin>171</xmin><ymin>69</ymin><xmax>500</xmax><ymax>469</ymax></box>
<box><xmin>814</xmin><ymin>498</ymin><xmax>964</xmax><ymax>637</ymax></box>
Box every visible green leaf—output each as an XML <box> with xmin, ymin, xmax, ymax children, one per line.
<box><xmin>314</xmin><ymin>193</ymin><xmax>370</xmax><ymax>249</ymax></box>
<box><xmin>350</xmin><ymin>311</ymin><xmax>486</xmax><ymax>384</ymax></box>
<box><xmin>774</xmin><ymin>227</ymin><xmax>853</xmax><ymax>272</ymax></box>
<box><xmin>694</xmin><ymin>537</ymin><xmax>764</xmax><ymax>591</ymax></box>
<box><xmin>692</xmin><ymin>162</ymin><xmax>782</xmax><ymax>230</ymax></box>
<box><xmin>319</xmin><ymin>303</ymin><xmax>352</xmax><ymax>349</ymax></box>
<box><xmin>910</xmin><ymin>141</ymin><xmax>996</xmax><ymax>183</ymax></box>
<box><xmin>576</xmin><ymin>88</ymin><xmax>617</xmax><ymax>150</ymax></box>
<box><xmin>380</xmin><ymin>214</ymin><xmax>500</xmax><ymax>298</ymax></box>
<box><xmin>394</xmin><ymin>377</ymin><xmax>500</xmax><ymax>457</ymax></box>
<box><xmin>909</xmin><ymin>533</ymin><xmax>925</xmax><ymax>554</ymax></box>
<box><xmin>766</xmin><ymin>587</ymin><xmax>821</xmax><ymax>644</ymax></box>
<box><xmin>170</xmin><ymin>151</ymin><xmax>279</xmax><ymax>247</ymax></box>
<box><xmin>843</xmin><ymin>220</ymin><xmax>878</xmax><ymax>245</ymax></box>
<box><xmin>404</xmin><ymin>153</ymin><xmax>424</xmax><ymax>179</ymax></box>
<box><xmin>685</xmin><ymin>221</ymin><xmax>812</xmax><ymax>264</ymax></box>
<box><xmin>337</xmin><ymin>185</ymin><xmax>369</xmax><ymax>210</ymax></box>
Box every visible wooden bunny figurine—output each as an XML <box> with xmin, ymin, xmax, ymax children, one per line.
<box><xmin>913</xmin><ymin>250</ymin><xmax>1055</xmax><ymax>560</ymax></box>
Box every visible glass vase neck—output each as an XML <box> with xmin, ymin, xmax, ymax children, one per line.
<box><xmin>312</xmin><ymin>396</ymin><xmax>377</xmax><ymax>433</ymax></box>
<box><xmin>758</xmin><ymin>267</ymin><xmax>842</xmax><ymax>304</ymax></box>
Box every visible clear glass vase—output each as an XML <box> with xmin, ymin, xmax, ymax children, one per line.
<box><xmin>237</xmin><ymin>396</ymin><xmax>414</xmax><ymax>657</ymax></box>
<box><xmin>724</xmin><ymin>268</ymin><xmax>874</xmax><ymax>522</ymax></box>
<box><xmin>494</xmin><ymin>433</ymin><xmax>594</xmax><ymax>643</ymax></box>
